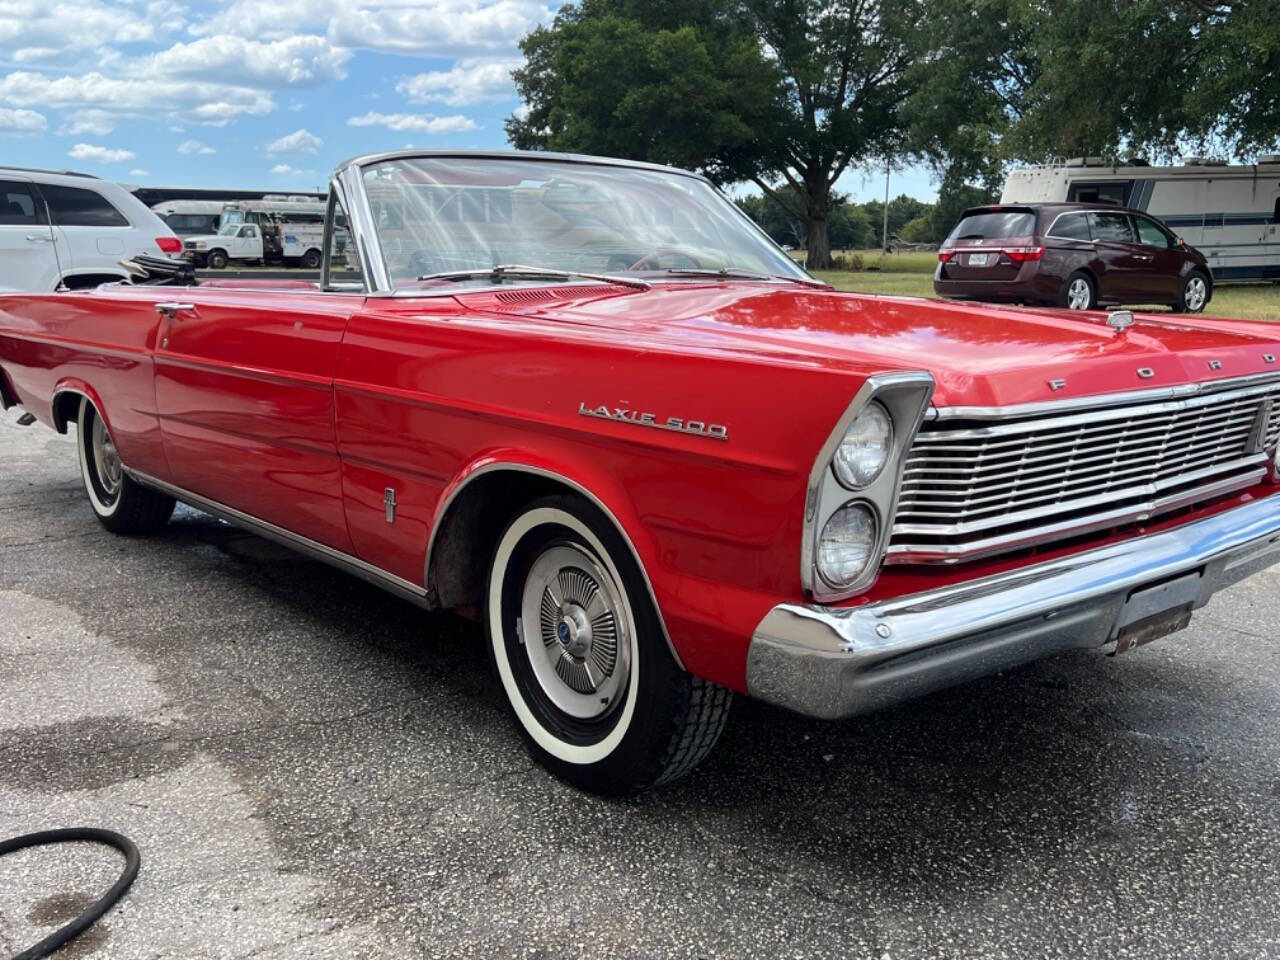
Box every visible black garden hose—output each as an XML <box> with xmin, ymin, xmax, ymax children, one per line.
<box><xmin>0</xmin><ymin>828</ymin><xmax>140</xmax><ymax>960</ymax></box>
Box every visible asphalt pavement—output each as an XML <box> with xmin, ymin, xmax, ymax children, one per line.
<box><xmin>1</xmin><ymin>411</ymin><xmax>1279</xmax><ymax>959</ymax></box>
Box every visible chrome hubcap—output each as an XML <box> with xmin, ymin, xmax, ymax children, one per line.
<box><xmin>1186</xmin><ymin>277</ymin><xmax>1206</xmax><ymax>310</ymax></box>
<box><xmin>91</xmin><ymin>414</ymin><xmax>122</xmax><ymax>498</ymax></box>
<box><xmin>520</xmin><ymin>543</ymin><xmax>630</xmax><ymax>719</ymax></box>
<box><xmin>1067</xmin><ymin>278</ymin><xmax>1091</xmax><ymax>309</ymax></box>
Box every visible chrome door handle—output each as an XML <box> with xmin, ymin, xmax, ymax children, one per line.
<box><xmin>1135</xmin><ymin>254</ymin><xmax>1153</xmax><ymax>262</ymax></box>
<box><xmin>25</xmin><ymin>234</ymin><xmax>52</xmax><ymax>243</ymax></box>
<box><xmin>155</xmin><ymin>301</ymin><xmax>196</xmax><ymax>319</ymax></box>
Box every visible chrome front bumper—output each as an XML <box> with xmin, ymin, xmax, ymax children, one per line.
<box><xmin>747</xmin><ymin>493</ymin><xmax>1280</xmax><ymax>719</ymax></box>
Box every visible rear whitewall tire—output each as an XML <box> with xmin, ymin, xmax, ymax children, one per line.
<box><xmin>75</xmin><ymin>397</ymin><xmax>175</xmax><ymax>534</ymax></box>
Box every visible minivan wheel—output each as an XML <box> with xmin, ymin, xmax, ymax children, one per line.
<box><xmin>1173</xmin><ymin>271</ymin><xmax>1209</xmax><ymax>313</ymax></box>
<box><xmin>1060</xmin><ymin>272</ymin><xmax>1097</xmax><ymax>310</ymax></box>
<box><xmin>486</xmin><ymin>494</ymin><xmax>732</xmax><ymax>794</ymax></box>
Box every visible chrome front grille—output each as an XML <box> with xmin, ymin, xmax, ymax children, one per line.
<box><xmin>889</xmin><ymin>377</ymin><xmax>1280</xmax><ymax>563</ymax></box>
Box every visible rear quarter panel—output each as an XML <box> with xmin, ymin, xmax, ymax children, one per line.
<box><xmin>0</xmin><ymin>289</ymin><xmax>167</xmax><ymax>475</ymax></box>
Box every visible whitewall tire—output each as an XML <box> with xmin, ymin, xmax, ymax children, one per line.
<box><xmin>75</xmin><ymin>397</ymin><xmax>175</xmax><ymax>534</ymax></box>
<box><xmin>486</xmin><ymin>494</ymin><xmax>731</xmax><ymax>794</ymax></box>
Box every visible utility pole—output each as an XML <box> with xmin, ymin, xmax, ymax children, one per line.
<box><xmin>882</xmin><ymin>161</ymin><xmax>891</xmax><ymax>253</ymax></box>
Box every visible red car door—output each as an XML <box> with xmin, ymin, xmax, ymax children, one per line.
<box><xmin>1087</xmin><ymin>210</ymin><xmax>1148</xmax><ymax>303</ymax></box>
<box><xmin>151</xmin><ymin>286</ymin><xmax>360</xmax><ymax>553</ymax></box>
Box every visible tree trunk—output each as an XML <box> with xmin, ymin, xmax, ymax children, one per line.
<box><xmin>804</xmin><ymin>211</ymin><xmax>832</xmax><ymax>271</ymax></box>
<box><xmin>804</xmin><ymin>182</ymin><xmax>832</xmax><ymax>270</ymax></box>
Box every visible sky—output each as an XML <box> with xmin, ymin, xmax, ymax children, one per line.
<box><xmin>0</xmin><ymin>0</ymin><xmax>938</xmax><ymax>203</ymax></box>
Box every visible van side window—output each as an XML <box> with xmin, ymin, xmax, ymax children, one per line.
<box><xmin>0</xmin><ymin>180</ymin><xmax>45</xmax><ymax>225</ymax></box>
<box><xmin>40</xmin><ymin>184</ymin><xmax>130</xmax><ymax>227</ymax></box>
<box><xmin>1089</xmin><ymin>211</ymin><xmax>1135</xmax><ymax>243</ymax></box>
<box><xmin>1133</xmin><ymin>216</ymin><xmax>1173</xmax><ymax>248</ymax></box>
<box><xmin>1047</xmin><ymin>212</ymin><xmax>1091</xmax><ymax>241</ymax></box>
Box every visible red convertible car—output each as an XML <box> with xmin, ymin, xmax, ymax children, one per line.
<box><xmin>3</xmin><ymin>151</ymin><xmax>1280</xmax><ymax>794</ymax></box>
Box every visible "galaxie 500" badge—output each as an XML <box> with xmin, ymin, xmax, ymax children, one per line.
<box><xmin>578</xmin><ymin>403</ymin><xmax>728</xmax><ymax>441</ymax></box>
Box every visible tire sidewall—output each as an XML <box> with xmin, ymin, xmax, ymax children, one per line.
<box><xmin>77</xmin><ymin>398</ymin><xmax>120</xmax><ymax>519</ymax></box>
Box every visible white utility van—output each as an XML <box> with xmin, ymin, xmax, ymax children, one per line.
<box><xmin>183</xmin><ymin>197</ymin><xmax>332</xmax><ymax>269</ymax></box>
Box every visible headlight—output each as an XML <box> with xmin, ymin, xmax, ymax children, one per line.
<box><xmin>816</xmin><ymin>502</ymin><xmax>877</xmax><ymax>588</ymax></box>
<box><xmin>833</xmin><ymin>401</ymin><xmax>893</xmax><ymax>488</ymax></box>
<box><xmin>194</xmin><ymin>242</ymin><xmax>207</xmax><ymax>249</ymax></box>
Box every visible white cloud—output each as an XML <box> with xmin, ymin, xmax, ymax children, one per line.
<box><xmin>188</xmin><ymin>0</ymin><xmax>552</xmax><ymax>55</ymax></box>
<box><xmin>68</xmin><ymin>142</ymin><xmax>136</xmax><ymax>163</ymax></box>
<box><xmin>0</xmin><ymin>1</ymin><xmax>176</xmax><ymax>55</ymax></box>
<box><xmin>327</xmin><ymin>1</ymin><xmax>552</xmax><ymax>57</ymax></box>
<box><xmin>136</xmin><ymin>35</ymin><xmax>349</xmax><ymax>88</ymax></box>
<box><xmin>347</xmin><ymin>111</ymin><xmax>477</xmax><ymax>134</ymax></box>
<box><xmin>397</xmin><ymin>58</ymin><xmax>518</xmax><ymax>107</ymax></box>
<box><xmin>57</xmin><ymin>109</ymin><xmax>115</xmax><ymax>135</ymax></box>
<box><xmin>0</xmin><ymin>107</ymin><xmax>47</xmax><ymax>133</ymax></box>
<box><xmin>190</xmin><ymin>0</ymin><xmax>331</xmax><ymax>40</ymax></box>
<box><xmin>177</xmin><ymin>139</ymin><xmax>216</xmax><ymax>155</ymax></box>
<box><xmin>266</xmin><ymin>128</ymin><xmax>323</xmax><ymax>154</ymax></box>
<box><xmin>12</xmin><ymin>47</ymin><xmax>61</xmax><ymax>63</ymax></box>
<box><xmin>129</xmin><ymin>168</ymin><xmax>150</xmax><ymax>177</ymax></box>
<box><xmin>0</xmin><ymin>71</ymin><xmax>273</xmax><ymax>124</ymax></box>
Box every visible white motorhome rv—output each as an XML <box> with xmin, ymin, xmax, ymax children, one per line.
<box><xmin>1001</xmin><ymin>157</ymin><xmax>1280</xmax><ymax>281</ymax></box>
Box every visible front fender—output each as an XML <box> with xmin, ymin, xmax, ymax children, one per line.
<box><xmin>426</xmin><ymin>443</ymin><xmax>796</xmax><ymax>690</ymax></box>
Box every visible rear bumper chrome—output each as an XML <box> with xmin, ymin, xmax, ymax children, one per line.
<box><xmin>747</xmin><ymin>493</ymin><xmax>1280</xmax><ymax>719</ymax></box>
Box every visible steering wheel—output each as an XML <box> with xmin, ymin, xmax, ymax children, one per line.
<box><xmin>626</xmin><ymin>245</ymin><xmax>706</xmax><ymax>271</ymax></box>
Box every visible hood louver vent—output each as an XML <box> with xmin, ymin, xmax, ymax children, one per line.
<box><xmin>492</xmin><ymin>285</ymin><xmax>623</xmax><ymax>305</ymax></box>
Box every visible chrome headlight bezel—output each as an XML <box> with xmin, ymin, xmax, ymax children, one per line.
<box><xmin>802</xmin><ymin>372</ymin><xmax>935</xmax><ymax>602</ymax></box>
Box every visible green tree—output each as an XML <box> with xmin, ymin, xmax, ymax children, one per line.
<box><xmin>910</xmin><ymin>0</ymin><xmax>1280</xmax><ymax>169</ymax></box>
<box><xmin>507</xmin><ymin>0</ymin><xmax>930</xmax><ymax>269</ymax></box>
<box><xmin>860</xmin><ymin>194</ymin><xmax>931</xmax><ymax>247</ymax></box>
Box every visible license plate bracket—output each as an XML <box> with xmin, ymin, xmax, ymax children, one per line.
<box><xmin>1111</xmin><ymin>570</ymin><xmax>1203</xmax><ymax>655</ymax></box>
<box><xmin>967</xmin><ymin>252</ymin><xmax>991</xmax><ymax>266</ymax></box>
<box><xmin>1113</xmin><ymin>605</ymin><xmax>1194</xmax><ymax>655</ymax></box>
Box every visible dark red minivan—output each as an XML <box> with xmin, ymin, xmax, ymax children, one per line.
<box><xmin>933</xmin><ymin>203</ymin><xmax>1213</xmax><ymax>312</ymax></box>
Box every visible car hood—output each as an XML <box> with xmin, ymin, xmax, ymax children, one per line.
<box><xmin>466</xmin><ymin>282</ymin><xmax>1280</xmax><ymax>408</ymax></box>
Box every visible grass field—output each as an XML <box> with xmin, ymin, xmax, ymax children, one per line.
<box><xmin>802</xmin><ymin>249</ymin><xmax>1280</xmax><ymax>322</ymax></box>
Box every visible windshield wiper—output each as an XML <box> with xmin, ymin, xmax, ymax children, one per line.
<box><xmin>664</xmin><ymin>267</ymin><xmax>827</xmax><ymax>288</ymax></box>
<box><xmin>416</xmin><ymin>263</ymin><xmax>650</xmax><ymax>290</ymax></box>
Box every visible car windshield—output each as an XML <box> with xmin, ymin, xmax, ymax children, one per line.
<box><xmin>358</xmin><ymin>156</ymin><xmax>810</xmax><ymax>290</ymax></box>
<box><xmin>947</xmin><ymin>210</ymin><xmax>1036</xmax><ymax>241</ymax></box>
<box><xmin>217</xmin><ymin>223</ymin><xmax>240</xmax><ymax>237</ymax></box>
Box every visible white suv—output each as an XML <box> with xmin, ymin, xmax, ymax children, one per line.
<box><xmin>0</xmin><ymin>167</ymin><xmax>182</xmax><ymax>292</ymax></box>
